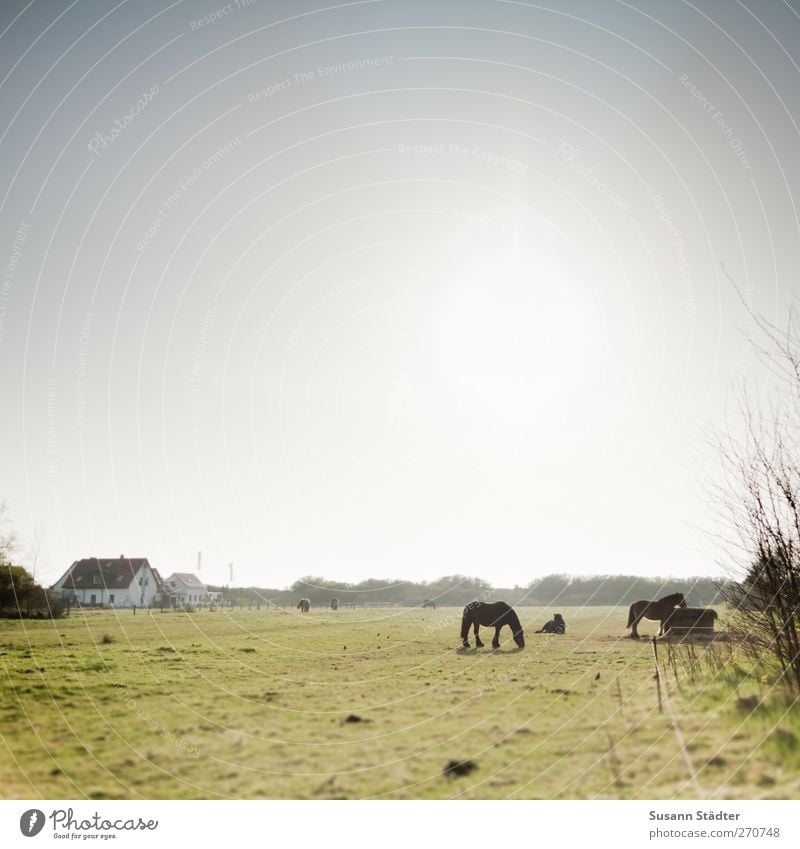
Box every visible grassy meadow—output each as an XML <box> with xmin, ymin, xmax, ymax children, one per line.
<box><xmin>0</xmin><ymin>605</ymin><xmax>797</xmax><ymax>800</ymax></box>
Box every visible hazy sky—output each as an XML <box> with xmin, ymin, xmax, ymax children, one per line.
<box><xmin>1</xmin><ymin>0</ymin><xmax>799</xmax><ymax>588</ymax></box>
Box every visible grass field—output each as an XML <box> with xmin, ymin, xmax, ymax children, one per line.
<box><xmin>0</xmin><ymin>605</ymin><xmax>797</xmax><ymax>800</ymax></box>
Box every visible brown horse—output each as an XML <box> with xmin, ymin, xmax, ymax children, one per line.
<box><xmin>297</xmin><ymin>598</ymin><xmax>311</xmax><ymax>613</ymax></box>
<box><xmin>627</xmin><ymin>592</ymin><xmax>686</xmax><ymax>638</ymax></box>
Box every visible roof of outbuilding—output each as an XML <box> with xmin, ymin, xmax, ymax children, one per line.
<box><xmin>167</xmin><ymin>572</ymin><xmax>206</xmax><ymax>589</ymax></box>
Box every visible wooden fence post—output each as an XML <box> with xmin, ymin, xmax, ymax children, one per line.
<box><xmin>651</xmin><ymin>636</ymin><xmax>663</xmax><ymax>713</ymax></box>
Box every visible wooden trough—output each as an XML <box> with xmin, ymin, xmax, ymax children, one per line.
<box><xmin>661</xmin><ymin>607</ymin><xmax>718</xmax><ymax>639</ymax></box>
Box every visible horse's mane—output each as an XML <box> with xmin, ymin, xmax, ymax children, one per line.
<box><xmin>662</xmin><ymin>592</ymin><xmax>684</xmax><ymax>604</ymax></box>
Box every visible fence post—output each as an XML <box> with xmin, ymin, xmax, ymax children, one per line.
<box><xmin>651</xmin><ymin>636</ymin><xmax>662</xmax><ymax>713</ymax></box>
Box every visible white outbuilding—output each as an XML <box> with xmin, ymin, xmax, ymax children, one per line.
<box><xmin>163</xmin><ymin>572</ymin><xmax>210</xmax><ymax>606</ymax></box>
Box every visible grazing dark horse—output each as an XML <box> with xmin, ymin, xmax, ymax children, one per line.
<box><xmin>461</xmin><ymin>601</ymin><xmax>525</xmax><ymax>649</ymax></box>
<box><xmin>330</xmin><ymin>598</ymin><xmax>339</xmax><ymax>611</ymax></box>
<box><xmin>297</xmin><ymin>598</ymin><xmax>311</xmax><ymax>613</ymax></box>
<box><xmin>422</xmin><ymin>599</ymin><xmax>436</xmax><ymax>609</ymax></box>
<box><xmin>627</xmin><ymin>592</ymin><xmax>686</xmax><ymax>638</ymax></box>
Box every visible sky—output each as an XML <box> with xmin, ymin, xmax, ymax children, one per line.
<box><xmin>1</xmin><ymin>0</ymin><xmax>799</xmax><ymax>589</ymax></box>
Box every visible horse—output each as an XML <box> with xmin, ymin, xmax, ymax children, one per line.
<box><xmin>297</xmin><ymin>598</ymin><xmax>311</xmax><ymax>613</ymax></box>
<box><xmin>422</xmin><ymin>599</ymin><xmax>436</xmax><ymax>610</ymax></box>
<box><xmin>330</xmin><ymin>598</ymin><xmax>339</xmax><ymax>611</ymax></box>
<box><xmin>626</xmin><ymin>592</ymin><xmax>686</xmax><ymax>638</ymax></box>
<box><xmin>461</xmin><ymin>601</ymin><xmax>525</xmax><ymax>649</ymax></box>
<box><xmin>536</xmin><ymin>613</ymin><xmax>566</xmax><ymax>634</ymax></box>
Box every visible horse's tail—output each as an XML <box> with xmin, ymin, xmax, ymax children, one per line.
<box><xmin>626</xmin><ymin>603</ymin><xmax>635</xmax><ymax>628</ymax></box>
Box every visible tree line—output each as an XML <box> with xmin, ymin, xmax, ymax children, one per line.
<box><xmin>207</xmin><ymin>573</ymin><xmax>725</xmax><ymax>608</ymax></box>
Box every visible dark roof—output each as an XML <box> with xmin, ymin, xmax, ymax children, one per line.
<box><xmin>55</xmin><ymin>557</ymin><xmax>151</xmax><ymax>590</ymax></box>
<box><xmin>168</xmin><ymin>572</ymin><xmax>206</xmax><ymax>589</ymax></box>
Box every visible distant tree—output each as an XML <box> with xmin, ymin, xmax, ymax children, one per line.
<box><xmin>0</xmin><ymin>501</ymin><xmax>17</xmax><ymax>562</ymax></box>
<box><xmin>0</xmin><ymin>505</ymin><xmax>62</xmax><ymax>617</ymax></box>
<box><xmin>0</xmin><ymin>563</ymin><xmax>38</xmax><ymax>613</ymax></box>
<box><xmin>291</xmin><ymin>576</ymin><xmax>327</xmax><ymax>593</ymax></box>
<box><xmin>527</xmin><ymin>574</ymin><xmax>571</xmax><ymax>604</ymax></box>
<box><xmin>25</xmin><ymin>523</ymin><xmax>48</xmax><ymax>582</ymax></box>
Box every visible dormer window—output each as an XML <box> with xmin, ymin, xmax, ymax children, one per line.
<box><xmin>93</xmin><ymin>575</ymin><xmax>101</xmax><ymax>585</ymax></box>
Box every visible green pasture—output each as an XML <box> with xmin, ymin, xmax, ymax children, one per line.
<box><xmin>0</xmin><ymin>606</ymin><xmax>796</xmax><ymax>799</ymax></box>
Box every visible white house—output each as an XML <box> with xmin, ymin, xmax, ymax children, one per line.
<box><xmin>52</xmin><ymin>556</ymin><xmax>163</xmax><ymax>608</ymax></box>
<box><xmin>163</xmin><ymin>572</ymin><xmax>210</xmax><ymax>606</ymax></box>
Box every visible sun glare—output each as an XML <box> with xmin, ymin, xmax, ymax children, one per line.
<box><xmin>430</xmin><ymin>208</ymin><xmax>607</xmax><ymax>437</ymax></box>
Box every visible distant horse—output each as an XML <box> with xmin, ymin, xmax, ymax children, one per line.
<box><xmin>422</xmin><ymin>599</ymin><xmax>436</xmax><ymax>610</ymax></box>
<box><xmin>461</xmin><ymin>601</ymin><xmax>525</xmax><ymax>649</ymax></box>
<box><xmin>330</xmin><ymin>598</ymin><xmax>339</xmax><ymax>611</ymax></box>
<box><xmin>626</xmin><ymin>592</ymin><xmax>686</xmax><ymax>638</ymax></box>
<box><xmin>297</xmin><ymin>598</ymin><xmax>311</xmax><ymax>613</ymax></box>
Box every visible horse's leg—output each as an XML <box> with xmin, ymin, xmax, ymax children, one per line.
<box><xmin>461</xmin><ymin>613</ymin><xmax>471</xmax><ymax>647</ymax></box>
<box><xmin>474</xmin><ymin>622</ymin><xmax>484</xmax><ymax>648</ymax></box>
<box><xmin>492</xmin><ymin>626</ymin><xmax>501</xmax><ymax>649</ymax></box>
<box><xmin>630</xmin><ymin>613</ymin><xmax>640</xmax><ymax>639</ymax></box>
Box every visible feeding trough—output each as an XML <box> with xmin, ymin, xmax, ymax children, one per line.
<box><xmin>661</xmin><ymin>607</ymin><xmax>718</xmax><ymax>639</ymax></box>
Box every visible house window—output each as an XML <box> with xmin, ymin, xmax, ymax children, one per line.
<box><xmin>90</xmin><ymin>594</ymin><xmax>97</xmax><ymax>605</ymax></box>
<box><xmin>93</xmin><ymin>576</ymin><xmax>101</xmax><ymax>585</ymax></box>
<box><xmin>109</xmin><ymin>594</ymin><xmax>115</xmax><ymax>604</ymax></box>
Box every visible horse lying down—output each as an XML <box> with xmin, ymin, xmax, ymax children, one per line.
<box><xmin>536</xmin><ymin>613</ymin><xmax>566</xmax><ymax>634</ymax></box>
